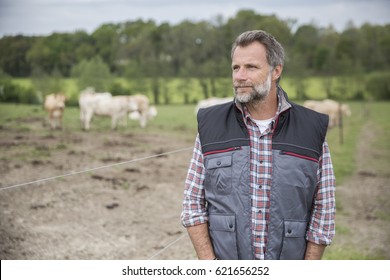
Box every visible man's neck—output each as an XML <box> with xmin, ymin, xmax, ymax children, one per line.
<box><xmin>246</xmin><ymin>87</ymin><xmax>278</xmax><ymax>120</ymax></box>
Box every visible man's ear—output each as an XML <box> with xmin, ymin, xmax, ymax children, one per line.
<box><xmin>272</xmin><ymin>64</ymin><xmax>283</xmax><ymax>81</ymax></box>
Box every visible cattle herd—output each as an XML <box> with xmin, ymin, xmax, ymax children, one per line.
<box><xmin>302</xmin><ymin>99</ymin><xmax>351</xmax><ymax>129</ymax></box>
<box><xmin>193</xmin><ymin>96</ymin><xmax>351</xmax><ymax>129</ymax></box>
<box><xmin>43</xmin><ymin>90</ymin><xmax>350</xmax><ymax>131</ymax></box>
<box><xmin>43</xmin><ymin>87</ymin><xmax>157</xmax><ymax>130</ymax></box>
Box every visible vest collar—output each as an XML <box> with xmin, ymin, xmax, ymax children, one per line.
<box><xmin>234</xmin><ymin>86</ymin><xmax>292</xmax><ymax>122</ymax></box>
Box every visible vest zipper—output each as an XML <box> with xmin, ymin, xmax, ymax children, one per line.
<box><xmin>203</xmin><ymin>146</ymin><xmax>242</xmax><ymax>156</ymax></box>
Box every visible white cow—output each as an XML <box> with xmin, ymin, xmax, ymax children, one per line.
<box><xmin>194</xmin><ymin>97</ymin><xmax>233</xmax><ymax>114</ymax></box>
<box><xmin>79</xmin><ymin>88</ymin><xmax>137</xmax><ymax>130</ymax></box>
<box><xmin>303</xmin><ymin>99</ymin><xmax>351</xmax><ymax>128</ymax></box>
<box><xmin>44</xmin><ymin>93</ymin><xmax>66</xmax><ymax>129</ymax></box>
<box><xmin>127</xmin><ymin>94</ymin><xmax>157</xmax><ymax>128</ymax></box>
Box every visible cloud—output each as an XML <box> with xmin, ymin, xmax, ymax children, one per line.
<box><xmin>0</xmin><ymin>0</ymin><xmax>389</xmax><ymax>36</ymax></box>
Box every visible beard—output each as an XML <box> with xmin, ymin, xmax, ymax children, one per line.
<box><xmin>234</xmin><ymin>71</ymin><xmax>272</xmax><ymax>104</ymax></box>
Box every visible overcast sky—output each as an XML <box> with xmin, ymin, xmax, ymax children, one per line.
<box><xmin>0</xmin><ymin>0</ymin><xmax>389</xmax><ymax>37</ymax></box>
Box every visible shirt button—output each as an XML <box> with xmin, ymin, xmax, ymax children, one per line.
<box><xmin>258</xmin><ymin>185</ymin><xmax>262</xmax><ymax>189</ymax></box>
<box><xmin>216</xmin><ymin>161</ymin><xmax>221</xmax><ymax>166</ymax></box>
<box><xmin>259</xmin><ymin>160</ymin><xmax>263</xmax><ymax>164</ymax></box>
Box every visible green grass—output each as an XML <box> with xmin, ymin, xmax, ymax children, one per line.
<box><xmin>11</xmin><ymin>75</ymin><xmax>371</xmax><ymax>106</ymax></box>
<box><xmin>366</xmin><ymin>102</ymin><xmax>390</xmax><ymax>176</ymax></box>
<box><xmin>0</xmin><ymin>103</ymin><xmax>44</xmax><ymax>122</ymax></box>
<box><xmin>324</xmin><ymin>246</ymin><xmax>387</xmax><ymax>260</ymax></box>
<box><xmin>324</xmin><ymin>102</ymin><xmax>362</xmax><ymax>184</ymax></box>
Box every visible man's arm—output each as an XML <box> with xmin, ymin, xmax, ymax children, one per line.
<box><xmin>304</xmin><ymin>241</ymin><xmax>326</xmax><ymax>260</ymax></box>
<box><xmin>186</xmin><ymin>223</ymin><xmax>216</xmax><ymax>260</ymax></box>
<box><xmin>306</xmin><ymin>141</ymin><xmax>336</xmax><ymax>258</ymax></box>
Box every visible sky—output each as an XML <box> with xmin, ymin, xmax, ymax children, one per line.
<box><xmin>0</xmin><ymin>0</ymin><xmax>389</xmax><ymax>37</ymax></box>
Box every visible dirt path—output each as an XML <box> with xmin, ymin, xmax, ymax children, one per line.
<box><xmin>329</xmin><ymin>121</ymin><xmax>390</xmax><ymax>259</ymax></box>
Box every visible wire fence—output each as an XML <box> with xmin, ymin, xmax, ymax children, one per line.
<box><xmin>1</xmin><ymin>146</ymin><xmax>194</xmax><ymax>259</ymax></box>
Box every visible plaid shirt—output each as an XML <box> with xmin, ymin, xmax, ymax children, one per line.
<box><xmin>181</xmin><ymin>92</ymin><xmax>336</xmax><ymax>260</ymax></box>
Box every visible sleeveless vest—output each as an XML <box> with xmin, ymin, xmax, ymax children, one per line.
<box><xmin>197</xmin><ymin>91</ymin><xmax>328</xmax><ymax>260</ymax></box>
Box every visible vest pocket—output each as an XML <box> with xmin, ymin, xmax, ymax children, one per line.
<box><xmin>279</xmin><ymin>220</ymin><xmax>307</xmax><ymax>260</ymax></box>
<box><xmin>205</xmin><ymin>155</ymin><xmax>232</xmax><ymax>193</ymax></box>
<box><xmin>208</xmin><ymin>214</ymin><xmax>238</xmax><ymax>260</ymax></box>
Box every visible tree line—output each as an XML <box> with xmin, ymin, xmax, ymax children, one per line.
<box><xmin>0</xmin><ymin>9</ymin><xmax>389</xmax><ymax>103</ymax></box>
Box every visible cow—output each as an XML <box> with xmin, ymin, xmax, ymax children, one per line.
<box><xmin>44</xmin><ymin>93</ymin><xmax>66</xmax><ymax>129</ymax></box>
<box><xmin>79</xmin><ymin>88</ymin><xmax>138</xmax><ymax>130</ymax></box>
<box><xmin>127</xmin><ymin>94</ymin><xmax>157</xmax><ymax>128</ymax></box>
<box><xmin>128</xmin><ymin>105</ymin><xmax>158</xmax><ymax>127</ymax></box>
<box><xmin>194</xmin><ymin>97</ymin><xmax>233</xmax><ymax>114</ymax></box>
<box><xmin>303</xmin><ymin>99</ymin><xmax>351</xmax><ymax>128</ymax></box>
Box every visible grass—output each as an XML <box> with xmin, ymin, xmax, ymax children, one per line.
<box><xmin>0</xmin><ymin>103</ymin><xmax>44</xmax><ymax>121</ymax></box>
<box><xmin>323</xmin><ymin>102</ymin><xmax>362</xmax><ymax>184</ymax></box>
<box><xmin>365</xmin><ymin>102</ymin><xmax>390</xmax><ymax>176</ymax></box>
<box><xmin>324</xmin><ymin>246</ymin><xmax>387</xmax><ymax>260</ymax></box>
<box><xmin>11</xmin><ymin>75</ymin><xmax>371</xmax><ymax>106</ymax></box>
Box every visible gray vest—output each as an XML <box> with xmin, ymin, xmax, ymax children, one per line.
<box><xmin>197</xmin><ymin>92</ymin><xmax>328</xmax><ymax>260</ymax></box>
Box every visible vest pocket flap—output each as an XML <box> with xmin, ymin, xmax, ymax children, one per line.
<box><xmin>209</xmin><ymin>214</ymin><xmax>235</xmax><ymax>232</ymax></box>
<box><xmin>206</xmin><ymin>156</ymin><xmax>232</xmax><ymax>169</ymax></box>
<box><xmin>284</xmin><ymin>220</ymin><xmax>307</xmax><ymax>238</ymax></box>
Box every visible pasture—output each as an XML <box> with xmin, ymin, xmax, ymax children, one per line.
<box><xmin>11</xmin><ymin>74</ymin><xmax>368</xmax><ymax>106</ymax></box>
<box><xmin>0</xmin><ymin>100</ymin><xmax>389</xmax><ymax>259</ymax></box>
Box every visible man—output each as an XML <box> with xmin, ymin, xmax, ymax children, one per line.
<box><xmin>181</xmin><ymin>30</ymin><xmax>336</xmax><ymax>260</ymax></box>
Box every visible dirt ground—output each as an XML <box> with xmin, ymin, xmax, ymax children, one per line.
<box><xmin>0</xmin><ymin>117</ymin><xmax>197</xmax><ymax>260</ymax></box>
<box><xmin>0</xmin><ymin>116</ymin><xmax>389</xmax><ymax>260</ymax></box>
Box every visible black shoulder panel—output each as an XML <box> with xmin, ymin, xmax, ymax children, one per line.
<box><xmin>272</xmin><ymin>102</ymin><xmax>329</xmax><ymax>159</ymax></box>
<box><xmin>197</xmin><ymin>101</ymin><xmax>249</xmax><ymax>154</ymax></box>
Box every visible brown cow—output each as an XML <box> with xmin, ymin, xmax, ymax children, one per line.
<box><xmin>44</xmin><ymin>93</ymin><xmax>66</xmax><ymax>129</ymax></box>
<box><xmin>194</xmin><ymin>97</ymin><xmax>233</xmax><ymax>115</ymax></box>
<box><xmin>303</xmin><ymin>99</ymin><xmax>351</xmax><ymax>128</ymax></box>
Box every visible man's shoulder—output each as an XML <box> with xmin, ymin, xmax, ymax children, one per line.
<box><xmin>289</xmin><ymin>101</ymin><xmax>329</xmax><ymax>120</ymax></box>
<box><xmin>197</xmin><ymin>101</ymin><xmax>235</xmax><ymax>118</ymax></box>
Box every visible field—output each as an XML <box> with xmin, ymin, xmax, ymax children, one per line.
<box><xmin>12</xmin><ymin>75</ymin><xmax>368</xmax><ymax>106</ymax></box>
<box><xmin>0</xmin><ymin>101</ymin><xmax>389</xmax><ymax>260</ymax></box>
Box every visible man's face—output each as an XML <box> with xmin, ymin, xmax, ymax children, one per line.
<box><xmin>232</xmin><ymin>42</ymin><xmax>273</xmax><ymax>103</ymax></box>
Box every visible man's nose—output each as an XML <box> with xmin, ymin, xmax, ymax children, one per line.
<box><xmin>234</xmin><ymin>68</ymin><xmax>248</xmax><ymax>81</ymax></box>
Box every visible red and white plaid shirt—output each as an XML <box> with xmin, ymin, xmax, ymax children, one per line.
<box><xmin>181</xmin><ymin>93</ymin><xmax>336</xmax><ymax>260</ymax></box>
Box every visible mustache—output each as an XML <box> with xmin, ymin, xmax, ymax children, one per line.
<box><xmin>233</xmin><ymin>83</ymin><xmax>254</xmax><ymax>88</ymax></box>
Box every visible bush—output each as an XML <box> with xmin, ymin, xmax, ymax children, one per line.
<box><xmin>366</xmin><ymin>72</ymin><xmax>390</xmax><ymax>100</ymax></box>
<box><xmin>109</xmin><ymin>81</ymin><xmax>132</xmax><ymax>95</ymax></box>
<box><xmin>0</xmin><ymin>79</ymin><xmax>40</xmax><ymax>104</ymax></box>
<box><xmin>71</xmin><ymin>56</ymin><xmax>112</xmax><ymax>92</ymax></box>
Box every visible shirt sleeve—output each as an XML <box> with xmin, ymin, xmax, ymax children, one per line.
<box><xmin>181</xmin><ymin>134</ymin><xmax>209</xmax><ymax>227</ymax></box>
<box><xmin>306</xmin><ymin>140</ymin><xmax>336</xmax><ymax>245</ymax></box>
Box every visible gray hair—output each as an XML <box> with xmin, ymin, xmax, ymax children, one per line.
<box><xmin>231</xmin><ymin>30</ymin><xmax>285</xmax><ymax>68</ymax></box>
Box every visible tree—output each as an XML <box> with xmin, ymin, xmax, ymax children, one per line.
<box><xmin>0</xmin><ymin>35</ymin><xmax>34</xmax><ymax>77</ymax></box>
<box><xmin>71</xmin><ymin>56</ymin><xmax>112</xmax><ymax>92</ymax></box>
<box><xmin>91</xmin><ymin>23</ymin><xmax>120</xmax><ymax>73</ymax></box>
<box><xmin>31</xmin><ymin>66</ymin><xmax>64</xmax><ymax>99</ymax></box>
